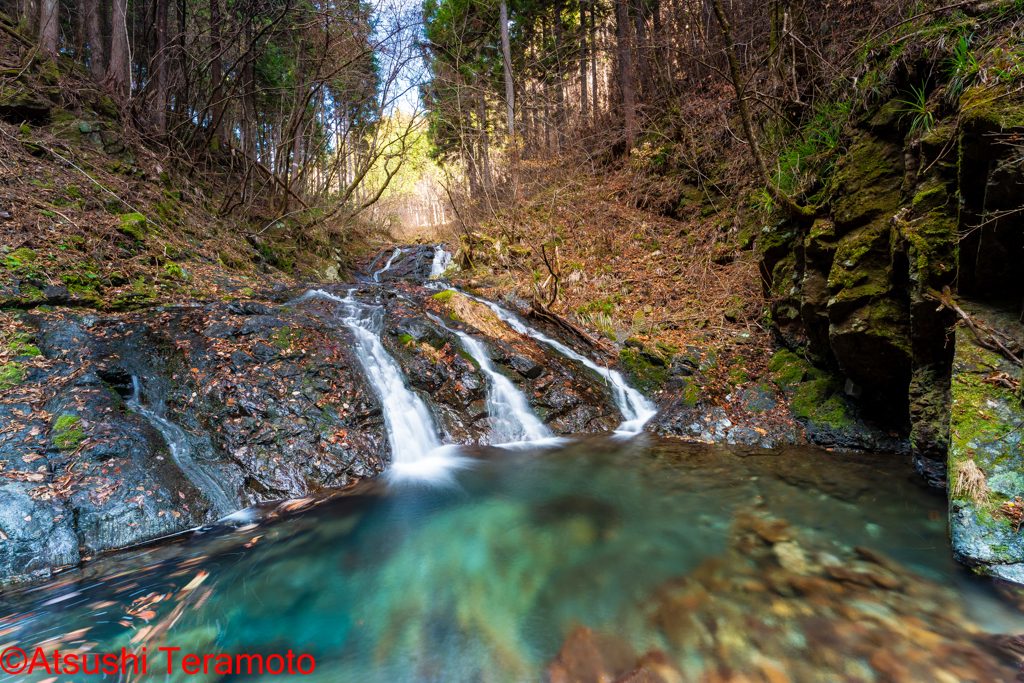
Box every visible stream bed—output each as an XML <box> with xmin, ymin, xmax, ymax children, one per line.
<box><xmin>1</xmin><ymin>436</ymin><xmax>1021</xmax><ymax>682</ymax></box>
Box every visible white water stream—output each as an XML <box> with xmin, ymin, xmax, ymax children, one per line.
<box><xmin>373</xmin><ymin>248</ymin><xmax>403</xmax><ymax>282</ymax></box>
<box><xmin>294</xmin><ymin>289</ymin><xmax>465</xmax><ymax>483</ymax></box>
<box><xmin>429</xmin><ymin>247</ymin><xmax>452</xmax><ymax>278</ymax></box>
<box><xmin>456</xmin><ymin>291</ymin><xmax>657</xmax><ymax>435</ymax></box>
<box><xmin>128</xmin><ymin>377</ymin><xmax>235</xmax><ymax>514</ymax></box>
<box><xmin>427</xmin><ymin>313</ymin><xmax>554</xmax><ymax>446</ymax></box>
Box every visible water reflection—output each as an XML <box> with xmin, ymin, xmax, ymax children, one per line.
<box><xmin>0</xmin><ymin>437</ymin><xmax>1020</xmax><ymax>682</ymax></box>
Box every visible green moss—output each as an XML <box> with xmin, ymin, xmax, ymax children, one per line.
<box><xmin>619</xmin><ymin>346</ymin><xmax>669</xmax><ymax>393</ymax></box>
<box><xmin>791</xmin><ymin>378</ymin><xmax>853</xmax><ymax>429</ymax></box>
<box><xmin>431</xmin><ymin>290</ymin><xmax>454</xmax><ymax>303</ymax></box>
<box><xmin>50</xmin><ymin>108</ymin><xmax>75</xmax><ymax>125</ymax></box>
<box><xmin>727</xmin><ymin>362</ymin><xmax>750</xmax><ymax>386</ymax></box>
<box><xmin>0</xmin><ymin>364</ymin><xmax>24</xmax><ymax>390</ymax></box>
<box><xmin>37</xmin><ymin>58</ymin><xmax>59</xmax><ymax>86</ymax></box>
<box><xmin>679</xmin><ymin>381</ymin><xmax>702</xmax><ymax>409</ymax></box>
<box><xmin>911</xmin><ymin>182</ymin><xmax>947</xmax><ymax>213</ymax></box>
<box><xmin>830</xmin><ymin>131</ymin><xmax>904</xmax><ymax>229</ymax></box>
<box><xmin>52</xmin><ymin>414</ymin><xmax>84</xmax><ymax>450</ymax></box>
<box><xmin>254</xmin><ymin>242</ymin><xmax>294</xmax><ymax>274</ymax></box>
<box><xmin>399</xmin><ymin>334</ymin><xmax>415</xmax><ymax>346</ymax></box>
<box><xmin>117</xmin><ymin>213</ymin><xmax>147</xmax><ymax>241</ymax></box>
<box><xmin>6</xmin><ymin>248</ymin><xmax>37</xmax><ymax>267</ymax></box>
<box><xmin>960</xmin><ymin>85</ymin><xmax>1024</xmax><ymax>130</ymax></box>
<box><xmin>8</xmin><ymin>341</ymin><xmax>40</xmax><ymax>357</ymax></box>
<box><xmin>163</xmin><ymin>262</ymin><xmax>185</xmax><ymax>279</ymax></box>
<box><xmin>768</xmin><ymin>349</ymin><xmax>807</xmax><ymax>390</ymax></box>
<box><xmin>827</xmin><ymin>224</ymin><xmax>885</xmax><ymax>290</ymax></box>
<box><xmin>272</xmin><ymin>327</ymin><xmax>301</xmax><ymax>349</ymax></box>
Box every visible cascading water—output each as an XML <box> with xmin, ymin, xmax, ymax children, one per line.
<box><xmin>293</xmin><ymin>289</ymin><xmax>465</xmax><ymax>482</ymax></box>
<box><xmin>128</xmin><ymin>377</ymin><xmax>234</xmax><ymax>515</ymax></box>
<box><xmin>373</xmin><ymin>248</ymin><xmax>403</xmax><ymax>282</ymax></box>
<box><xmin>458</xmin><ymin>291</ymin><xmax>657</xmax><ymax>435</ymax></box>
<box><xmin>429</xmin><ymin>246</ymin><xmax>452</xmax><ymax>278</ymax></box>
<box><xmin>427</xmin><ymin>313</ymin><xmax>554</xmax><ymax>446</ymax></box>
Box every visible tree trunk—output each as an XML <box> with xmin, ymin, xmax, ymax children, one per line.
<box><xmin>616</xmin><ymin>0</ymin><xmax>635</xmax><ymax>149</ymax></box>
<box><xmin>590</xmin><ymin>3</ymin><xmax>598</xmax><ymax>124</ymax></box>
<box><xmin>632</xmin><ymin>0</ymin><xmax>652</xmax><ymax>99</ymax></box>
<box><xmin>84</xmin><ymin>0</ymin><xmax>106</xmax><ymax>80</ymax></box>
<box><xmin>210</xmin><ymin>0</ymin><xmax>223</xmax><ymax>137</ymax></box>
<box><xmin>38</xmin><ymin>0</ymin><xmax>59</xmax><ymax>56</ymax></box>
<box><xmin>106</xmin><ymin>0</ymin><xmax>130</xmax><ymax>95</ymax></box>
<box><xmin>154</xmin><ymin>0</ymin><xmax>169</xmax><ymax>134</ymax></box>
<box><xmin>500</xmin><ymin>0</ymin><xmax>514</xmax><ymax>139</ymax></box>
<box><xmin>22</xmin><ymin>0</ymin><xmax>39</xmax><ymax>39</ymax></box>
<box><xmin>579</xmin><ymin>0</ymin><xmax>588</xmax><ymax>121</ymax></box>
<box><xmin>709</xmin><ymin>0</ymin><xmax>813</xmax><ymax>221</ymax></box>
<box><xmin>553</xmin><ymin>0</ymin><xmax>565</xmax><ymax>145</ymax></box>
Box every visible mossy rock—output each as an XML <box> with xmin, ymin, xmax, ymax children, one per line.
<box><xmin>431</xmin><ymin>290</ymin><xmax>454</xmax><ymax>303</ymax></box>
<box><xmin>0</xmin><ymin>364</ymin><xmax>24</xmax><ymax>390</ymax></box>
<box><xmin>36</xmin><ymin>58</ymin><xmax>59</xmax><ymax>86</ymax></box>
<box><xmin>768</xmin><ymin>349</ymin><xmax>809</xmax><ymax>390</ymax></box>
<box><xmin>830</xmin><ymin>131</ymin><xmax>904</xmax><ymax>231</ymax></box>
<box><xmin>960</xmin><ymin>85</ymin><xmax>1024</xmax><ymax>132</ymax></box>
<box><xmin>791</xmin><ymin>377</ymin><xmax>853</xmax><ymax>430</ymax></box>
<box><xmin>117</xmin><ymin>213</ymin><xmax>147</xmax><ymax>241</ymax></box>
<box><xmin>52</xmin><ymin>414</ymin><xmax>84</xmax><ymax>450</ymax></box>
<box><xmin>619</xmin><ymin>346</ymin><xmax>669</xmax><ymax>394</ymax></box>
<box><xmin>8</xmin><ymin>340</ymin><xmax>40</xmax><ymax>357</ymax></box>
<box><xmin>272</xmin><ymin>327</ymin><xmax>302</xmax><ymax>349</ymax></box>
<box><xmin>5</xmin><ymin>248</ymin><xmax>36</xmax><ymax>267</ymax></box>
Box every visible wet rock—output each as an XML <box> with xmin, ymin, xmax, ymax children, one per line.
<box><xmin>738</xmin><ymin>382</ymin><xmax>776</xmax><ymax>413</ymax></box>
<box><xmin>947</xmin><ymin>313</ymin><xmax>1024</xmax><ymax>578</ymax></box>
<box><xmin>371</xmin><ymin>245</ymin><xmax>437</xmax><ymax>282</ymax></box>
<box><xmin>773</xmin><ymin>541</ymin><xmax>810</xmax><ymax>574</ymax></box>
<box><xmin>227</xmin><ymin>300</ymin><xmax>273</xmax><ymax>316</ymax></box>
<box><xmin>546</xmin><ymin>627</ymin><xmax>636</xmax><ymax>683</ymax></box>
<box><xmin>767</xmin><ymin>349</ymin><xmax>907</xmax><ymax>453</ymax></box>
<box><xmin>561</xmin><ymin>509</ymin><xmax>1018</xmax><ymax>682</ymax></box>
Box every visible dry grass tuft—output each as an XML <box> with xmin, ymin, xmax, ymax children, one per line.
<box><xmin>952</xmin><ymin>459</ymin><xmax>991</xmax><ymax>508</ymax></box>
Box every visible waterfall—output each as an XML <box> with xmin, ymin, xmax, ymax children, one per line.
<box><xmin>458</xmin><ymin>292</ymin><xmax>658</xmax><ymax>436</ymax></box>
<box><xmin>427</xmin><ymin>313</ymin><xmax>554</xmax><ymax>446</ymax></box>
<box><xmin>373</xmin><ymin>248</ymin><xmax>403</xmax><ymax>282</ymax></box>
<box><xmin>294</xmin><ymin>289</ymin><xmax>465</xmax><ymax>483</ymax></box>
<box><xmin>429</xmin><ymin>247</ymin><xmax>452</xmax><ymax>279</ymax></box>
<box><xmin>128</xmin><ymin>377</ymin><xmax>235</xmax><ymax>515</ymax></box>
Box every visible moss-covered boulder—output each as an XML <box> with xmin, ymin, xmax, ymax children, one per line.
<box><xmin>948</xmin><ymin>316</ymin><xmax>1024</xmax><ymax>582</ymax></box>
<box><xmin>117</xmin><ymin>213</ymin><xmax>147</xmax><ymax>241</ymax></box>
<box><xmin>767</xmin><ymin>348</ymin><xmax>905</xmax><ymax>452</ymax></box>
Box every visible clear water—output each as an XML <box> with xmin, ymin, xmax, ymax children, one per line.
<box><xmin>1</xmin><ymin>437</ymin><xmax>1017</xmax><ymax>682</ymax></box>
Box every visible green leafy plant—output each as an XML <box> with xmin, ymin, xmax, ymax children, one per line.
<box><xmin>896</xmin><ymin>85</ymin><xmax>934</xmax><ymax>136</ymax></box>
<box><xmin>947</xmin><ymin>33</ymin><xmax>980</xmax><ymax>103</ymax></box>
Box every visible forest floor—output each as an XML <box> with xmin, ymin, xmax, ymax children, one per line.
<box><xmin>423</xmin><ymin>154</ymin><xmax>799</xmax><ymax>439</ymax></box>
